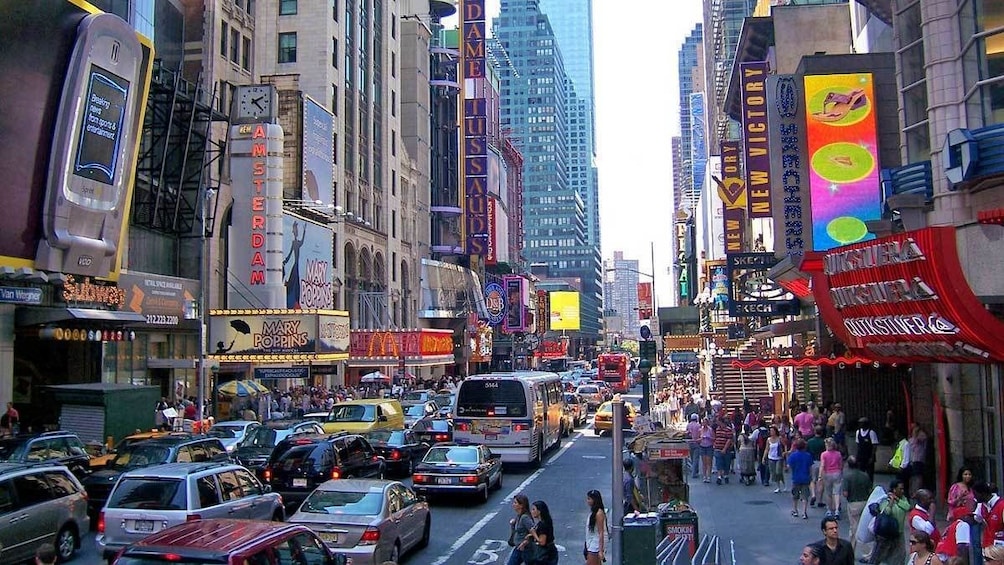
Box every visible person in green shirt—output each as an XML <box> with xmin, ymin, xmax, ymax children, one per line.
<box><xmin>841</xmin><ymin>456</ymin><xmax>873</xmax><ymax>553</ymax></box>
<box><xmin>807</xmin><ymin>426</ymin><xmax>827</xmax><ymax>507</ymax></box>
<box><xmin>870</xmin><ymin>479</ymin><xmax>911</xmax><ymax>565</ymax></box>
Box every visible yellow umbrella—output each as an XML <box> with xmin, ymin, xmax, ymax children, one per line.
<box><xmin>217</xmin><ymin>380</ymin><xmax>268</xmax><ymax>397</ymax></box>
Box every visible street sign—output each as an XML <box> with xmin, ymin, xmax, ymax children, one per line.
<box><xmin>640</xmin><ymin>325</ymin><xmax>652</xmax><ymax>341</ymax></box>
<box><xmin>639</xmin><ymin>340</ymin><xmax>657</xmax><ymax>365</ymax></box>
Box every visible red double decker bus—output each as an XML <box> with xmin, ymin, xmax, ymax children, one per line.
<box><xmin>597</xmin><ymin>352</ymin><xmax>630</xmax><ymax>393</ymax></box>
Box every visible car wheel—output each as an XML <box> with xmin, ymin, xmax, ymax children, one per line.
<box><xmin>534</xmin><ymin>434</ymin><xmax>544</xmax><ymax>468</ymax></box>
<box><xmin>495</xmin><ymin>469</ymin><xmax>503</xmax><ymax>491</ymax></box>
<box><xmin>418</xmin><ymin>517</ymin><xmax>431</xmax><ymax>549</ymax></box>
<box><xmin>482</xmin><ymin>481</ymin><xmax>490</xmax><ymax>503</ymax></box>
<box><xmin>408</xmin><ymin>457</ymin><xmax>416</xmax><ymax>475</ymax></box>
<box><xmin>55</xmin><ymin>525</ymin><xmax>78</xmax><ymax>562</ymax></box>
<box><xmin>389</xmin><ymin>542</ymin><xmax>401</xmax><ymax>563</ymax></box>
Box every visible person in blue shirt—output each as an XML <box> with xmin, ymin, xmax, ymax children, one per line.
<box><xmin>788</xmin><ymin>438</ymin><xmax>814</xmax><ymax>519</ymax></box>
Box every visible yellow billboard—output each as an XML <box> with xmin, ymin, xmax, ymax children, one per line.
<box><xmin>549</xmin><ymin>291</ymin><xmax>580</xmax><ymax>331</ymax></box>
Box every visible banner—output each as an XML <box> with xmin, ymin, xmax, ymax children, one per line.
<box><xmin>503</xmin><ymin>275</ymin><xmax>527</xmax><ymax>333</ymax></box>
<box><xmin>719</xmin><ymin>141</ymin><xmax>746</xmax><ymax>253</ymax></box>
<box><xmin>121</xmin><ymin>272</ymin><xmax>199</xmax><ymax>326</ymax></box>
<box><xmin>349</xmin><ymin>328</ymin><xmax>455</xmax><ymax>358</ymax></box>
<box><xmin>549</xmin><ymin>291</ymin><xmax>580</xmax><ymax>331</ymax></box>
<box><xmin>208</xmin><ymin>310</ymin><xmax>349</xmax><ymax>360</ymax></box>
<box><xmin>740</xmin><ymin>61</ymin><xmax>772</xmax><ymax>218</ymax></box>
<box><xmin>302</xmin><ymin>96</ymin><xmax>334</xmax><ymax>206</ymax></box>
<box><xmin>282</xmin><ymin>213</ymin><xmax>333</xmax><ymax>309</ymax></box>
<box><xmin>637</xmin><ymin>282</ymin><xmax>653</xmax><ymax>320</ymax></box>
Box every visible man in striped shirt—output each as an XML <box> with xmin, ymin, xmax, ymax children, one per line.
<box><xmin>713</xmin><ymin>416</ymin><xmax>735</xmax><ymax>484</ymax></box>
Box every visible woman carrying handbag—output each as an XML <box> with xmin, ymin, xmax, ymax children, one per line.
<box><xmin>524</xmin><ymin>500</ymin><xmax>559</xmax><ymax>565</ymax></box>
<box><xmin>507</xmin><ymin>494</ymin><xmax>535</xmax><ymax>565</ymax></box>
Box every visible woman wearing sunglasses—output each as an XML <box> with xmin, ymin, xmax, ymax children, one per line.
<box><xmin>908</xmin><ymin>531</ymin><xmax>943</xmax><ymax>565</ymax></box>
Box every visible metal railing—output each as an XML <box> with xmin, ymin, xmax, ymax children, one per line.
<box><xmin>655</xmin><ymin>534</ymin><xmax>735</xmax><ymax>565</ymax></box>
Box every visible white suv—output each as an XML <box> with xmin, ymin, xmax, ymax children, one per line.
<box><xmin>97</xmin><ymin>462</ymin><xmax>284</xmax><ymax>561</ymax></box>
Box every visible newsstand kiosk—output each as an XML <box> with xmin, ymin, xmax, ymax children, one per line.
<box><xmin>621</xmin><ymin>432</ymin><xmax>700</xmax><ymax>561</ymax></box>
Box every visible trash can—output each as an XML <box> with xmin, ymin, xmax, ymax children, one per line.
<box><xmin>621</xmin><ymin>513</ymin><xmax>660</xmax><ymax>564</ymax></box>
<box><xmin>659</xmin><ymin>509</ymin><xmax>700</xmax><ymax>556</ymax></box>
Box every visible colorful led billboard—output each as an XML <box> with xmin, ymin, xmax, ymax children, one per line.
<box><xmin>549</xmin><ymin>291</ymin><xmax>580</xmax><ymax>331</ymax></box>
<box><xmin>803</xmin><ymin>73</ymin><xmax>881</xmax><ymax>251</ymax></box>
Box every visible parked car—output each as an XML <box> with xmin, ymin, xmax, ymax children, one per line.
<box><xmin>593</xmin><ymin>400</ymin><xmax>639</xmax><ymax>436</ymax></box>
<box><xmin>111</xmin><ymin>519</ymin><xmax>346</xmax><ymax>565</ymax></box>
<box><xmin>411</xmin><ymin>443</ymin><xmax>502</xmax><ymax>503</ymax></box>
<box><xmin>264</xmin><ymin>433</ymin><xmax>385</xmax><ymax>510</ymax></box>
<box><xmin>82</xmin><ymin>434</ymin><xmax>230</xmax><ymax>517</ymax></box>
<box><xmin>0</xmin><ymin>462</ymin><xmax>89</xmax><ymax>563</ymax></box>
<box><xmin>289</xmin><ymin>479</ymin><xmax>430</xmax><ymax>565</ymax></box>
<box><xmin>399</xmin><ymin>390</ymin><xmax>435</xmax><ymax>405</ymax></box>
<box><xmin>315</xmin><ymin>399</ymin><xmax>405</xmax><ymax>434</ymax></box>
<box><xmin>362</xmin><ymin>430</ymin><xmax>430</xmax><ymax>477</ymax></box>
<box><xmin>590</xmin><ymin>380</ymin><xmax>615</xmax><ymax>402</ymax></box>
<box><xmin>0</xmin><ymin>431</ymin><xmax>91</xmax><ymax>479</ymax></box>
<box><xmin>410</xmin><ymin>418</ymin><xmax>454</xmax><ymax>445</ymax></box>
<box><xmin>206</xmin><ymin>420</ymin><xmax>261</xmax><ymax>454</ymax></box>
<box><xmin>234</xmin><ymin>420</ymin><xmax>325</xmax><ymax>475</ymax></box>
<box><xmin>401</xmin><ymin>401</ymin><xmax>440</xmax><ymax>428</ymax></box>
<box><xmin>575</xmin><ymin>384</ymin><xmax>603</xmax><ymax>410</ymax></box>
<box><xmin>89</xmin><ymin>431</ymin><xmax>191</xmax><ymax>469</ymax></box>
<box><xmin>97</xmin><ymin>462</ymin><xmax>285</xmax><ymax>561</ymax></box>
<box><xmin>563</xmin><ymin>392</ymin><xmax>586</xmax><ymax>429</ymax></box>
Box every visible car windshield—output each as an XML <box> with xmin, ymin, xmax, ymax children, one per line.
<box><xmin>329</xmin><ymin>404</ymin><xmax>376</xmax><ymax>422</ymax></box>
<box><xmin>273</xmin><ymin>444</ymin><xmax>329</xmax><ymax>471</ymax></box>
<box><xmin>425</xmin><ymin>447</ymin><xmax>478</xmax><ymax>464</ymax></box>
<box><xmin>413</xmin><ymin>419</ymin><xmax>449</xmax><ymax>432</ymax></box>
<box><xmin>564</xmin><ymin>394</ymin><xmax>578</xmax><ymax>404</ymax></box>
<box><xmin>404</xmin><ymin>405</ymin><xmax>426</xmax><ymax>418</ymax></box>
<box><xmin>364</xmin><ymin>430</ymin><xmax>404</xmax><ymax>444</ymax></box>
<box><xmin>107</xmin><ymin>478</ymin><xmax>186</xmax><ymax>510</ymax></box>
<box><xmin>433</xmin><ymin>394</ymin><xmax>453</xmax><ymax>407</ymax></box>
<box><xmin>109</xmin><ymin>445</ymin><xmax>171</xmax><ymax>470</ymax></box>
<box><xmin>207</xmin><ymin>425</ymin><xmax>242</xmax><ymax>439</ymax></box>
<box><xmin>300</xmin><ymin>489</ymin><xmax>384</xmax><ymax>515</ymax></box>
<box><xmin>578</xmin><ymin>386</ymin><xmax>598</xmax><ymax>394</ymax></box>
<box><xmin>0</xmin><ymin>439</ymin><xmax>26</xmax><ymax>462</ymax></box>
<box><xmin>401</xmin><ymin>391</ymin><xmax>428</xmax><ymax>403</ymax></box>
<box><xmin>239</xmin><ymin>426</ymin><xmax>278</xmax><ymax>448</ymax></box>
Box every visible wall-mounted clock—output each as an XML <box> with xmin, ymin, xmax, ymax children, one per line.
<box><xmin>232</xmin><ymin>84</ymin><xmax>277</xmax><ymax>123</ymax></box>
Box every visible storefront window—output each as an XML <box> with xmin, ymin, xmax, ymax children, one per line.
<box><xmin>900</xmin><ymin>42</ymin><xmax>925</xmax><ymax>88</ymax></box>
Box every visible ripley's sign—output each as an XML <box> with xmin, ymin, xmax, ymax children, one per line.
<box><xmin>811</xmin><ymin>227</ymin><xmax>1004</xmax><ymax>363</ymax></box>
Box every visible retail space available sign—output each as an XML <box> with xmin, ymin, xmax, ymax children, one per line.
<box><xmin>811</xmin><ymin>227</ymin><xmax>1004</xmax><ymax>362</ymax></box>
<box><xmin>726</xmin><ymin>253</ymin><xmax>800</xmax><ymax>317</ymax></box>
<box><xmin>121</xmin><ymin>272</ymin><xmax>199</xmax><ymax>326</ymax></box>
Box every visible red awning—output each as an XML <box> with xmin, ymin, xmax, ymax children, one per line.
<box><xmin>730</xmin><ymin>355</ymin><xmax>875</xmax><ymax>370</ymax></box>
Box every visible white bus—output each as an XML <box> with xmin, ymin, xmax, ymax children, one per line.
<box><xmin>453</xmin><ymin>371</ymin><xmax>564</xmax><ymax>466</ymax></box>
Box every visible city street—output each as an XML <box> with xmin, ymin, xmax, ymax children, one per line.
<box><xmin>67</xmin><ymin>391</ymin><xmax>840</xmax><ymax>564</ymax></box>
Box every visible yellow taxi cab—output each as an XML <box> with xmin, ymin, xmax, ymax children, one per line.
<box><xmin>592</xmin><ymin>400</ymin><xmax>639</xmax><ymax>436</ymax></box>
<box><xmin>88</xmin><ymin>431</ymin><xmax>190</xmax><ymax>468</ymax></box>
<box><xmin>314</xmin><ymin>399</ymin><xmax>405</xmax><ymax>434</ymax></box>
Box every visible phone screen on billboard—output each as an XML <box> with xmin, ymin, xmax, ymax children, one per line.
<box><xmin>73</xmin><ymin>64</ymin><xmax>130</xmax><ymax>187</ymax></box>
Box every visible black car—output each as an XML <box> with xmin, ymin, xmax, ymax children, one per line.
<box><xmin>362</xmin><ymin>429</ymin><xmax>430</xmax><ymax>476</ymax></box>
<box><xmin>81</xmin><ymin>435</ymin><xmax>229</xmax><ymax>515</ymax></box>
<box><xmin>264</xmin><ymin>432</ymin><xmax>385</xmax><ymax>509</ymax></box>
<box><xmin>411</xmin><ymin>418</ymin><xmax>454</xmax><ymax>445</ymax></box>
<box><xmin>0</xmin><ymin>431</ymin><xmax>91</xmax><ymax>479</ymax></box>
<box><xmin>234</xmin><ymin>419</ymin><xmax>325</xmax><ymax>475</ymax></box>
<box><xmin>411</xmin><ymin>443</ymin><xmax>503</xmax><ymax>503</ymax></box>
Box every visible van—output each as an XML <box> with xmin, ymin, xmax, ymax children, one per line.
<box><xmin>317</xmin><ymin>399</ymin><xmax>405</xmax><ymax>434</ymax></box>
<box><xmin>0</xmin><ymin>463</ymin><xmax>89</xmax><ymax>563</ymax></box>
<box><xmin>112</xmin><ymin>519</ymin><xmax>345</xmax><ymax>564</ymax></box>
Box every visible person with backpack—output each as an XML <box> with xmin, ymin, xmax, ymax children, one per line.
<box><xmin>751</xmin><ymin>419</ymin><xmax>771</xmax><ymax>486</ymax></box>
<box><xmin>869</xmin><ymin>479</ymin><xmax>911</xmax><ymax>565</ymax></box>
<box><xmin>855</xmin><ymin>417</ymin><xmax>879</xmax><ymax>482</ymax></box>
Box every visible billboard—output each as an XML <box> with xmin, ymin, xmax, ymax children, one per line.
<box><xmin>503</xmin><ymin>275</ymin><xmax>526</xmax><ymax>333</ymax></box>
<box><xmin>637</xmin><ymin>282</ymin><xmax>653</xmax><ymax>320</ymax></box>
<box><xmin>767</xmin><ymin>75</ymin><xmax>810</xmax><ymax>259</ymax></box>
<box><xmin>120</xmin><ymin>272</ymin><xmax>199</xmax><ymax>326</ymax></box>
<box><xmin>484</xmin><ymin>281</ymin><xmax>506</xmax><ymax>326</ymax></box>
<box><xmin>726</xmin><ymin>253</ymin><xmax>800</xmax><ymax>317</ymax></box>
<box><xmin>301</xmin><ymin>96</ymin><xmax>334</xmax><ymax>206</ymax></box>
<box><xmin>282</xmin><ymin>213</ymin><xmax>333</xmax><ymax>309</ymax></box>
<box><xmin>228</xmin><ymin>122</ymin><xmax>286</xmax><ymax>308</ymax></box>
<box><xmin>719</xmin><ymin>141</ymin><xmax>746</xmax><ymax>253</ymax></box>
<box><xmin>549</xmin><ymin>291</ymin><xmax>580</xmax><ymax>331</ymax></box>
<box><xmin>804</xmin><ymin>73</ymin><xmax>881</xmax><ymax>251</ymax></box>
<box><xmin>0</xmin><ymin>2</ymin><xmax>153</xmax><ymax>278</ymax></box>
<box><xmin>208</xmin><ymin>309</ymin><xmax>349</xmax><ymax>360</ymax></box>
<box><xmin>741</xmin><ymin>62</ymin><xmax>773</xmax><ymax>218</ymax></box>
<box><xmin>460</xmin><ymin>0</ymin><xmax>489</xmax><ymax>255</ymax></box>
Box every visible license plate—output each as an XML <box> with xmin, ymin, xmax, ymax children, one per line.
<box><xmin>485</xmin><ymin>433</ymin><xmax>498</xmax><ymax>441</ymax></box>
<box><xmin>292</xmin><ymin>478</ymin><xmax>308</xmax><ymax>487</ymax></box>
<box><xmin>134</xmin><ymin>520</ymin><xmax>154</xmax><ymax>532</ymax></box>
<box><xmin>436</xmin><ymin>477</ymin><xmax>453</xmax><ymax>485</ymax></box>
<box><xmin>319</xmin><ymin>532</ymin><xmax>339</xmax><ymax>543</ymax></box>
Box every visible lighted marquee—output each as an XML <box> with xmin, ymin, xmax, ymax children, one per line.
<box><xmin>460</xmin><ymin>0</ymin><xmax>490</xmax><ymax>255</ymax></box>
<box><xmin>803</xmin><ymin>73</ymin><xmax>881</xmax><ymax>251</ymax></box>
<box><xmin>349</xmin><ymin>329</ymin><xmax>455</xmax><ymax>359</ymax></box>
<box><xmin>208</xmin><ymin>309</ymin><xmax>349</xmax><ymax>361</ymax></box>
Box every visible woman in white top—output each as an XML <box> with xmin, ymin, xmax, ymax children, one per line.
<box><xmin>762</xmin><ymin>425</ymin><xmax>787</xmax><ymax>493</ymax></box>
<box><xmin>583</xmin><ymin>490</ymin><xmax>607</xmax><ymax>565</ymax></box>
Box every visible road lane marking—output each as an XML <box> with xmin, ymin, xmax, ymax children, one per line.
<box><xmin>429</xmin><ymin>510</ymin><xmax>501</xmax><ymax>565</ymax></box>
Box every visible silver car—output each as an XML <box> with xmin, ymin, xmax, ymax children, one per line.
<box><xmin>0</xmin><ymin>463</ymin><xmax>89</xmax><ymax>564</ymax></box>
<box><xmin>289</xmin><ymin>479</ymin><xmax>430</xmax><ymax>565</ymax></box>
<box><xmin>96</xmin><ymin>462</ymin><xmax>284</xmax><ymax>561</ymax></box>
<box><xmin>206</xmin><ymin>420</ymin><xmax>260</xmax><ymax>454</ymax></box>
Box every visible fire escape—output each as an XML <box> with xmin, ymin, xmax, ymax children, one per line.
<box><xmin>132</xmin><ymin>60</ymin><xmax>229</xmax><ymax>239</ymax></box>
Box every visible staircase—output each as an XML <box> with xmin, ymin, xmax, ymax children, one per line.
<box><xmin>713</xmin><ymin>338</ymin><xmax>821</xmax><ymax>415</ymax></box>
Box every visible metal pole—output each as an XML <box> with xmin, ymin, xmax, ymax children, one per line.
<box><xmin>611</xmin><ymin>396</ymin><xmax>624</xmax><ymax>565</ymax></box>
<box><xmin>650</xmin><ymin>241</ymin><xmax>657</xmax><ymax>335</ymax></box>
<box><xmin>197</xmin><ymin>189</ymin><xmax>215</xmax><ymax>423</ymax></box>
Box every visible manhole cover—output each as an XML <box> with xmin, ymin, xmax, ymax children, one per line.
<box><xmin>745</xmin><ymin>500</ymin><xmax>773</xmax><ymax>506</ymax></box>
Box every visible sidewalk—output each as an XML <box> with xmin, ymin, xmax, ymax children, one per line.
<box><xmin>684</xmin><ymin>468</ymin><xmax>898</xmax><ymax>564</ymax></box>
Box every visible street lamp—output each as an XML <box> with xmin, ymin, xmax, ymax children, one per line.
<box><xmin>637</xmin><ymin>357</ymin><xmax>653</xmax><ymax>414</ymax></box>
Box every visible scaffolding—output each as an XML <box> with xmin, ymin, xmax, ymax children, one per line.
<box><xmin>132</xmin><ymin>60</ymin><xmax>230</xmax><ymax>238</ymax></box>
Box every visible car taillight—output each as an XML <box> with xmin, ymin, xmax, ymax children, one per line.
<box><xmin>390</xmin><ymin>449</ymin><xmax>401</xmax><ymax>460</ymax></box>
<box><xmin>331</xmin><ymin>467</ymin><xmax>342</xmax><ymax>480</ymax></box>
<box><xmin>359</xmin><ymin>527</ymin><xmax>381</xmax><ymax>545</ymax></box>
<box><xmin>512</xmin><ymin>423</ymin><xmax>527</xmax><ymax>432</ymax></box>
<box><xmin>97</xmin><ymin>511</ymin><xmax>105</xmax><ymax>534</ymax></box>
<box><xmin>434</xmin><ymin>433</ymin><xmax>448</xmax><ymax>441</ymax></box>
<box><xmin>186</xmin><ymin>514</ymin><xmax>201</xmax><ymax>522</ymax></box>
<box><xmin>263</xmin><ymin>467</ymin><xmax>272</xmax><ymax>482</ymax></box>
<box><xmin>413</xmin><ymin>474</ymin><xmax>427</xmax><ymax>483</ymax></box>
<box><xmin>456</xmin><ymin>422</ymin><xmax>470</xmax><ymax>432</ymax></box>
<box><xmin>461</xmin><ymin>475</ymin><xmax>479</xmax><ymax>484</ymax></box>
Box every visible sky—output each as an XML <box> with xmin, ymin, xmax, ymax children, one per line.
<box><xmin>448</xmin><ymin>1</ymin><xmax>706</xmax><ymax>306</ymax></box>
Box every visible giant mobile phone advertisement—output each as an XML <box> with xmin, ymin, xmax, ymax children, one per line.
<box><xmin>803</xmin><ymin>73</ymin><xmax>881</xmax><ymax>251</ymax></box>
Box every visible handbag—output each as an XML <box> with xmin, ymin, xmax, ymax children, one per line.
<box><xmin>507</xmin><ymin>523</ymin><xmax>516</xmax><ymax>547</ymax></box>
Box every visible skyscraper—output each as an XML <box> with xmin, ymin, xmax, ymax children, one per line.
<box><xmin>494</xmin><ymin>0</ymin><xmax>602</xmax><ymax>345</ymax></box>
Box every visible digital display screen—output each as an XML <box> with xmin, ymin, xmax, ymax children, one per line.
<box><xmin>73</xmin><ymin>64</ymin><xmax>129</xmax><ymax>187</ymax></box>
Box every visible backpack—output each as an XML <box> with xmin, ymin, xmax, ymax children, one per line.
<box><xmin>857</xmin><ymin>429</ymin><xmax>874</xmax><ymax>463</ymax></box>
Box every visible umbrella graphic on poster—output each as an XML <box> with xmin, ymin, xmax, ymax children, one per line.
<box><xmin>215</xmin><ymin>319</ymin><xmax>251</xmax><ymax>354</ymax></box>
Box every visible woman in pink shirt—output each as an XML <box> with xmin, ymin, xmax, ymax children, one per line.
<box><xmin>818</xmin><ymin>438</ymin><xmax>845</xmax><ymax>519</ymax></box>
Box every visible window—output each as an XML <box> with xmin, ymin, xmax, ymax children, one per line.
<box><xmin>221</xmin><ymin>22</ymin><xmax>228</xmax><ymax>57</ymax></box>
<box><xmin>12</xmin><ymin>474</ymin><xmax>53</xmax><ymax>508</ymax></box>
<box><xmin>278</xmin><ymin>32</ymin><xmax>297</xmax><ymax>63</ymax></box>
<box><xmin>279</xmin><ymin>0</ymin><xmax>297</xmax><ymax>15</ymax></box>
<box><xmin>242</xmin><ymin>36</ymin><xmax>251</xmax><ymax>71</ymax></box>
<box><xmin>332</xmin><ymin>0</ymin><xmax>339</xmax><ymax>22</ymax></box>
<box><xmin>391</xmin><ymin>90</ymin><xmax>396</xmax><ymax>116</ymax></box>
<box><xmin>217</xmin><ymin>471</ymin><xmax>243</xmax><ymax>501</ymax></box>
<box><xmin>391</xmin><ymin>51</ymin><xmax>396</xmax><ymax>77</ymax></box>
<box><xmin>196</xmin><ymin>476</ymin><xmax>220</xmax><ymax>508</ymax></box>
<box><xmin>332</xmin><ymin>37</ymin><xmax>338</xmax><ymax>68</ymax></box>
<box><xmin>391</xmin><ymin>211</ymin><xmax>396</xmax><ymax>238</ymax></box>
<box><xmin>332</xmin><ymin>84</ymin><xmax>338</xmax><ymax>116</ymax></box>
<box><xmin>230</xmin><ymin>28</ymin><xmax>240</xmax><ymax>63</ymax></box>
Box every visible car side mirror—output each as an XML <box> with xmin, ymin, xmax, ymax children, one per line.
<box><xmin>379</xmin><ymin>415</ymin><xmax>388</xmax><ymax>422</ymax></box>
<box><xmin>262</xmin><ymin>484</ymin><xmax>272</xmax><ymax>493</ymax></box>
<box><xmin>489</xmin><ymin>453</ymin><xmax>502</xmax><ymax>461</ymax></box>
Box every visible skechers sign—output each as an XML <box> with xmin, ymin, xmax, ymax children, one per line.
<box><xmin>461</xmin><ymin>0</ymin><xmax>489</xmax><ymax>255</ymax></box>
